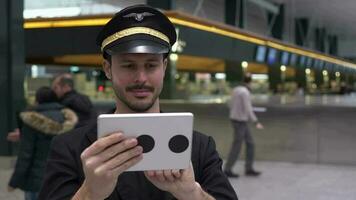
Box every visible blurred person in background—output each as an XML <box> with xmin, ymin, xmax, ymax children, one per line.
<box><xmin>224</xmin><ymin>73</ymin><xmax>264</xmax><ymax>178</ymax></box>
<box><xmin>7</xmin><ymin>86</ymin><xmax>78</xmax><ymax>200</ymax></box>
<box><xmin>339</xmin><ymin>81</ymin><xmax>352</xmax><ymax>95</ymax></box>
<box><xmin>7</xmin><ymin>73</ymin><xmax>96</xmax><ymax>143</ymax></box>
<box><xmin>52</xmin><ymin>73</ymin><xmax>96</xmax><ymax>127</ymax></box>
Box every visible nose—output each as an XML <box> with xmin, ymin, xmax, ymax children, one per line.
<box><xmin>134</xmin><ymin>68</ymin><xmax>148</xmax><ymax>83</ymax></box>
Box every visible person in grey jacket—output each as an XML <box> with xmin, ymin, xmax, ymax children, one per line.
<box><xmin>8</xmin><ymin>86</ymin><xmax>78</xmax><ymax>200</ymax></box>
<box><xmin>224</xmin><ymin>73</ymin><xmax>264</xmax><ymax>178</ymax></box>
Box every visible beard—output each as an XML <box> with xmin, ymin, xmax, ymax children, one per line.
<box><xmin>113</xmin><ymin>82</ymin><xmax>162</xmax><ymax>112</ymax></box>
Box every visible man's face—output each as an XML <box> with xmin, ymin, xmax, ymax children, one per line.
<box><xmin>51</xmin><ymin>78</ymin><xmax>65</xmax><ymax>98</ymax></box>
<box><xmin>103</xmin><ymin>53</ymin><xmax>167</xmax><ymax>112</ymax></box>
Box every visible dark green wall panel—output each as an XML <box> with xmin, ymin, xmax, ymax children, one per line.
<box><xmin>176</xmin><ymin>25</ymin><xmax>255</xmax><ymax>61</ymax></box>
<box><xmin>25</xmin><ymin>27</ymin><xmax>102</xmax><ymax>57</ymax></box>
<box><xmin>0</xmin><ymin>0</ymin><xmax>25</xmax><ymax>155</ymax></box>
<box><xmin>25</xmin><ymin>24</ymin><xmax>256</xmax><ymax>63</ymax></box>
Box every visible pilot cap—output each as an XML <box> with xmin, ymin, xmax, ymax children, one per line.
<box><xmin>96</xmin><ymin>4</ymin><xmax>177</xmax><ymax>55</ymax></box>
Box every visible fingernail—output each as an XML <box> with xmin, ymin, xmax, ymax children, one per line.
<box><xmin>114</xmin><ymin>132</ymin><xmax>122</xmax><ymax>138</ymax></box>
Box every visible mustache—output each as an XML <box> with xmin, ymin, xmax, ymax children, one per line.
<box><xmin>126</xmin><ymin>83</ymin><xmax>154</xmax><ymax>92</ymax></box>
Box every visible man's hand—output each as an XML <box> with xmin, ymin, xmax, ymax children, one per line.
<box><xmin>7</xmin><ymin>128</ymin><xmax>20</xmax><ymax>142</ymax></box>
<box><xmin>256</xmin><ymin>122</ymin><xmax>264</xmax><ymax>130</ymax></box>
<box><xmin>144</xmin><ymin>164</ymin><xmax>214</xmax><ymax>200</ymax></box>
<box><xmin>73</xmin><ymin>132</ymin><xmax>143</xmax><ymax>200</ymax></box>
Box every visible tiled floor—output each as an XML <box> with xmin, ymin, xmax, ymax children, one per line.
<box><xmin>1</xmin><ymin>158</ymin><xmax>356</xmax><ymax>200</ymax></box>
<box><xmin>229</xmin><ymin>161</ymin><xmax>356</xmax><ymax>200</ymax></box>
<box><xmin>0</xmin><ymin>157</ymin><xmax>23</xmax><ymax>200</ymax></box>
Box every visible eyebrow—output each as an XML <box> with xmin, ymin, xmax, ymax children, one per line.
<box><xmin>120</xmin><ymin>58</ymin><xmax>161</xmax><ymax>63</ymax></box>
<box><xmin>146</xmin><ymin>58</ymin><xmax>161</xmax><ymax>62</ymax></box>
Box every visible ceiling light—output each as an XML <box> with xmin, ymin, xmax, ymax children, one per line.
<box><xmin>280</xmin><ymin>65</ymin><xmax>286</xmax><ymax>72</ymax></box>
<box><xmin>305</xmin><ymin>68</ymin><xmax>311</xmax><ymax>74</ymax></box>
<box><xmin>242</xmin><ymin>61</ymin><xmax>248</xmax><ymax>68</ymax></box>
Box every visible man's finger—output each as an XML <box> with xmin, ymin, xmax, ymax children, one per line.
<box><xmin>155</xmin><ymin>170</ymin><xmax>166</xmax><ymax>182</ymax></box>
<box><xmin>172</xmin><ymin>169</ymin><xmax>181</xmax><ymax>178</ymax></box>
<box><xmin>95</xmin><ymin>146</ymin><xmax>143</xmax><ymax>173</ymax></box>
<box><xmin>110</xmin><ymin>154</ymin><xmax>143</xmax><ymax>176</ymax></box>
<box><xmin>81</xmin><ymin>133</ymin><xmax>124</xmax><ymax>159</ymax></box>
<box><xmin>163</xmin><ymin>170</ymin><xmax>175</xmax><ymax>182</ymax></box>
<box><xmin>145</xmin><ymin>170</ymin><xmax>155</xmax><ymax>177</ymax></box>
<box><xmin>92</xmin><ymin>138</ymin><xmax>138</xmax><ymax>164</ymax></box>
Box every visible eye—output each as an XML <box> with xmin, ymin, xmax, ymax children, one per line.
<box><xmin>146</xmin><ymin>63</ymin><xmax>159</xmax><ymax>70</ymax></box>
<box><xmin>121</xmin><ymin>63</ymin><xmax>135</xmax><ymax>69</ymax></box>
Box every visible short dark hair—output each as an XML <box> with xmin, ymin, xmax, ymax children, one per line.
<box><xmin>36</xmin><ymin>86</ymin><xmax>58</xmax><ymax>104</ymax></box>
<box><xmin>56</xmin><ymin>74</ymin><xmax>74</xmax><ymax>89</ymax></box>
<box><xmin>103</xmin><ymin>52</ymin><xmax>111</xmax><ymax>62</ymax></box>
<box><xmin>243</xmin><ymin>74</ymin><xmax>252</xmax><ymax>83</ymax></box>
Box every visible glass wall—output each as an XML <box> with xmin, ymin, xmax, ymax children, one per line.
<box><xmin>24</xmin><ymin>64</ymin><xmax>114</xmax><ymax>106</ymax></box>
<box><xmin>24</xmin><ymin>54</ymin><xmax>274</xmax><ymax>106</ymax></box>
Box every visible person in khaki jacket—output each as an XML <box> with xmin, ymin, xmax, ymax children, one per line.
<box><xmin>224</xmin><ymin>73</ymin><xmax>264</xmax><ymax>178</ymax></box>
<box><xmin>8</xmin><ymin>86</ymin><xmax>77</xmax><ymax>200</ymax></box>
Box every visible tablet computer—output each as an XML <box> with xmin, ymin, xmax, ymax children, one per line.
<box><xmin>97</xmin><ymin>112</ymin><xmax>193</xmax><ymax>171</ymax></box>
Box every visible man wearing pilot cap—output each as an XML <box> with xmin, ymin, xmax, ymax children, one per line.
<box><xmin>39</xmin><ymin>4</ymin><xmax>238</xmax><ymax>200</ymax></box>
<box><xmin>97</xmin><ymin>5</ymin><xmax>176</xmax><ymax>55</ymax></box>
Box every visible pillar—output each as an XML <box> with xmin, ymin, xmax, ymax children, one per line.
<box><xmin>0</xmin><ymin>0</ymin><xmax>25</xmax><ymax>155</ymax></box>
<box><xmin>225</xmin><ymin>60</ymin><xmax>243</xmax><ymax>87</ymax></box>
<box><xmin>161</xmin><ymin>54</ymin><xmax>177</xmax><ymax>99</ymax></box>
<box><xmin>295</xmin><ymin>18</ymin><xmax>309</xmax><ymax>46</ymax></box>
<box><xmin>268</xmin><ymin>64</ymin><xmax>282</xmax><ymax>93</ymax></box>
<box><xmin>268</xmin><ymin>4</ymin><xmax>284</xmax><ymax>39</ymax></box>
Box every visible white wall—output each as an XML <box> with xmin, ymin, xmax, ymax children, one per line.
<box><xmin>339</xmin><ymin>39</ymin><xmax>356</xmax><ymax>58</ymax></box>
<box><xmin>174</xmin><ymin>0</ymin><xmax>225</xmax><ymax>23</ymax></box>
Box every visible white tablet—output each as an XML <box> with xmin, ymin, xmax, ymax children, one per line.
<box><xmin>97</xmin><ymin>112</ymin><xmax>194</xmax><ymax>171</ymax></box>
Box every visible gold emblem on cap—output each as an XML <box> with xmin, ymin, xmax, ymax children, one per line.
<box><xmin>101</xmin><ymin>27</ymin><xmax>170</xmax><ymax>51</ymax></box>
<box><xmin>123</xmin><ymin>12</ymin><xmax>155</xmax><ymax>21</ymax></box>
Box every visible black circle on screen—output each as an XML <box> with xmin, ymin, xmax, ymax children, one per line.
<box><xmin>169</xmin><ymin>135</ymin><xmax>189</xmax><ymax>153</ymax></box>
<box><xmin>136</xmin><ymin>135</ymin><xmax>155</xmax><ymax>153</ymax></box>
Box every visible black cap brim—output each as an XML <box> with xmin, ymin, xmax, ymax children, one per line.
<box><xmin>105</xmin><ymin>39</ymin><xmax>170</xmax><ymax>55</ymax></box>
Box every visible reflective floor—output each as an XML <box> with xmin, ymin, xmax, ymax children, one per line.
<box><xmin>229</xmin><ymin>161</ymin><xmax>356</xmax><ymax>200</ymax></box>
<box><xmin>1</xmin><ymin>158</ymin><xmax>356</xmax><ymax>200</ymax></box>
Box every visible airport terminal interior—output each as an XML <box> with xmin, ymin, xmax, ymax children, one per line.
<box><xmin>1</xmin><ymin>0</ymin><xmax>356</xmax><ymax>199</ymax></box>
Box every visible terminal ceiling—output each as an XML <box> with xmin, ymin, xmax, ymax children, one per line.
<box><xmin>270</xmin><ymin>0</ymin><xmax>356</xmax><ymax>39</ymax></box>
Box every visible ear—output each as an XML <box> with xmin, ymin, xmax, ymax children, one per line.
<box><xmin>163</xmin><ymin>58</ymin><xmax>168</xmax><ymax>77</ymax></box>
<box><xmin>102</xmin><ymin>59</ymin><xmax>112</xmax><ymax>80</ymax></box>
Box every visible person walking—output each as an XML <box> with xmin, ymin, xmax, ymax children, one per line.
<box><xmin>8</xmin><ymin>87</ymin><xmax>77</xmax><ymax>200</ymax></box>
<box><xmin>224</xmin><ymin>73</ymin><xmax>264</xmax><ymax>178</ymax></box>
